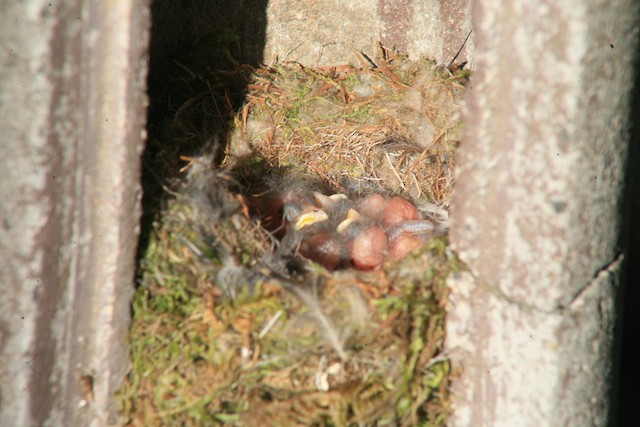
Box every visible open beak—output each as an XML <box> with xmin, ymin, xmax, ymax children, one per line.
<box><xmin>294</xmin><ymin>209</ymin><xmax>329</xmax><ymax>230</ymax></box>
<box><xmin>313</xmin><ymin>192</ymin><xmax>348</xmax><ymax>209</ymax></box>
<box><xmin>336</xmin><ymin>208</ymin><xmax>363</xmax><ymax>234</ymax></box>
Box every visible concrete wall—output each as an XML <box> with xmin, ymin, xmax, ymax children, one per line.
<box><xmin>0</xmin><ymin>1</ymin><xmax>149</xmax><ymax>425</ymax></box>
<box><xmin>447</xmin><ymin>0</ymin><xmax>638</xmax><ymax>426</ymax></box>
<box><xmin>263</xmin><ymin>0</ymin><xmax>473</xmax><ymax>66</ymax></box>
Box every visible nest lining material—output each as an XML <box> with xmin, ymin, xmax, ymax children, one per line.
<box><xmin>227</xmin><ymin>53</ymin><xmax>465</xmax><ymax>203</ymax></box>
<box><xmin>119</xmin><ymin>48</ymin><xmax>468</xmax><ymax>426</ymax></box>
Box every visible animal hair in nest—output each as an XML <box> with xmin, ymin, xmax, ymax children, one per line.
<box><xmin>179</xmin><ymin>144</ymin><xmax>450</xmax><ymax>363</ymax></box>
<box><xmin>178</xmin><ymin>155</ymin><xmax>361</xmax><ymax>362</ymax></box>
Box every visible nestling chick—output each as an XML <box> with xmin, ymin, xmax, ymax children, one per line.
<box><xmin>278</xmin><ymin>190</ymin><xmax>330</xmax><ymax>258</ymax></box>
<box><xmin>248</xmin><ymin>192</ymin><xmax>286</xmax><ymax>238</ymax></box>
<box><xmin>293</xmin><ymin>195</ymin><xmax>357</xmax><ymax>270</ymax></box>
<box><xmin>387</xmin><ymin>220</ymin><xmax>434</xmax><ymax>261</ymax></box>
<box><xmin>333</xmin><ymin>207</ymin><xmax>388</xmax><ymax>270</ymax></box>
<box><xmin>250</xmin><ymin>185</ymin><xmax>438</xmax><ymax>271</ymax></box>
<box><xmin>349</xmin><ymin>225</ymin><xmax>389</xmax><ymax>270</ymax></box>
<box><xmin>354</xmin><ymin>193</ymin><xmax>434</xmax><ymax>264</ymax></box>
<box><xmin>298</xmin><ymin>232</ymin><xmax>346</xmax><ymax>271</ymax></box>
<box><xmin>381</xmin><ymin>196</ymin><xmax>421</xmax><ymax>228</ymax></box>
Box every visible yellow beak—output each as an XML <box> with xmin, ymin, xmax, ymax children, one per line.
<box><xmin>336</xmin><ymin>208</ymin><xmax>362</xmax><ymax>234</ymax></box>
<box><xmin>294</xmin><ymin>210</ymin><xmax>329</xmax><ymax>230</ymax></box>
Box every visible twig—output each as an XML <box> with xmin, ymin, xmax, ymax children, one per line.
<box><xmin>447</xmin><ymin>29</ymin><xmax>473</xmax><ymax>71</ymax></box>
<box><xmin>258</xmin><ymin>310</ymin><xmax>284</xmax><ymax>339</ymax></box>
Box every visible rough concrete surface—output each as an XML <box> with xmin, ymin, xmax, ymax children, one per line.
<box><xmin>0</xmin><ymin>1</ymin><xmax>149</xmax><ymax>426</ymax></box>
<box><xmin>448</xmin><ymin>0</ymin><xmax>638</xmax><ymax>425</ymax></box>
<box><xmin>264</xmin><ymin>0</ymin><xmax>473</xmax><ymax>66</ymax></box>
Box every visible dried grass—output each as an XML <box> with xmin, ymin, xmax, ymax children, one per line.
<box><xmin>227</xmin><ymin>47</ymin><xmax>466</xmax><ymax>203</ymax></box>
<box><xmin>119</xmin><ymin>46</ymin><xmax>469</xmax><ymax>426</ymax></box>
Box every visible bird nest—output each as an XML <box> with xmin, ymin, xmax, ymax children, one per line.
<box><xmin>119</xmin><ymin>47</ymin><xmax>469</xmax><ymax>426</ymax></box>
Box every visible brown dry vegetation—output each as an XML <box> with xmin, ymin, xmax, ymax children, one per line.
<box><xmin>119</xmin><ymin>47</ymin><xmax>469</xmax><ymax>426</ymax></box>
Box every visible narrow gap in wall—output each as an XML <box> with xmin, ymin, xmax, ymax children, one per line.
<box><xmin>123</xmin><ymin>2</ymin><xmax>469</xmax><ymax>425</ymax></box>
<box><xmin>137</xmin><ymin>0</ymin><xmax>268</xmax><ymax>263</ymax></box>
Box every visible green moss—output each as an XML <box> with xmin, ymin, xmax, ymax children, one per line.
<box><xmin>120</xmin><ymin>49</ymin><xmax>468</xmax><ymax>426</ymax></box>
<box><xmin>121</xmin><ymin>204</ymin><xmax>459</xmax><ymax>425</ymax></box>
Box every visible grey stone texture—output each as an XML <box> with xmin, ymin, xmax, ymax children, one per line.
<box><xmin>447</xmin><ymin>0</ymin><xmax>638</xmax><ymax>425</ymax></box>
<box><xmin>0</xmin><ymin>1</ymin><xmax>149</xmax><ymax>425</ymax></box>
<box><xmin>263</xmin><ymin>0</ymin><xmax>473</xmax><ymax>66</ymax></box>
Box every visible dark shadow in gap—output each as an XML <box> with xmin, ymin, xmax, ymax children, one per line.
<box><xmin>616</xmin><ymin>25</ymin><xmax>640</xmax><ymax>427</ymax></box>
<box><xmin>137</xmin><ymin>0</ymin><xmax>269</xmax><ymax>266</ymax></box>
